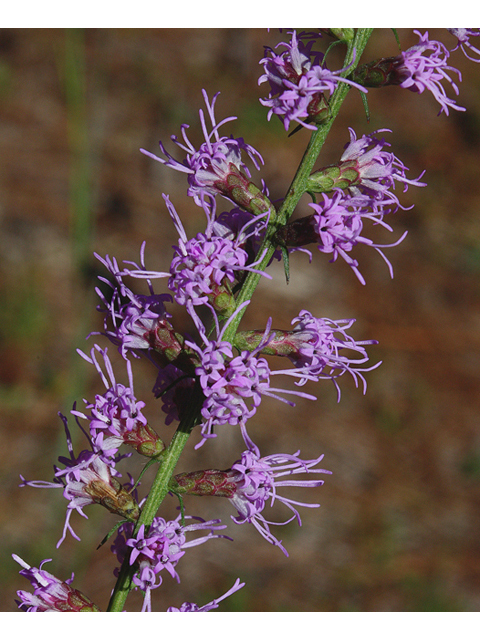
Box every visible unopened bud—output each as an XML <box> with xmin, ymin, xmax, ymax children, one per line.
<box><xmin>147</xmin><ymin>320</ymin><xmax>186</xmax><ymax>365</ymax></box>
<box><xmin>306</xmin><ymin>93</ymin><xmax>330</xmax><ymax>125</ymax></box>
<box><xmin>208</xmin><ymin>281</ymin><xmax>237</xmax><ymax>318</ymax></box>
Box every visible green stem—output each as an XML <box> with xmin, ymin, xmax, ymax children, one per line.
<box><xmin>107</xmin><ymin>381</ymin><xmax>204</xmax><ymax>612</ymax></box>
<box><xmin>222</xmin><ymin>28</ymin><xmax>373</xmax><ymax>343</ymax></box>
<box><xmin>105</xmin><ymin>28</ymin><xmax>373</xmax><ymax>612</ymax></box>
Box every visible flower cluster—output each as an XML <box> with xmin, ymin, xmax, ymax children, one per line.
<box><xmin>20</xmin><ymin>413</ymin><xmax>140</xmax><ymax>548</ymax></box>
<box><xmin>275</xmin><ymin>127</ymin><xmax>426</xmax><ymax>283</ymax></box>
<box><xmin>353</xmin><ymin>30</ymin><xmax>468</xmax><ymax>116</ymax></box>
<box><xmin>12</xmin><ymin>555</ymin><xmax>100</xmax><ymax>612</ymax></box>
<box><xmin>14</xmin><ymin>28</ymin><xmax>477</xmax><ymax>613</ymax></box>
<box><xmin>72</xmin><ymin>345</ymin><xmax>165</xmax><ymax>458</ymax></box>
<box><xmin>141</xmin><ymin>89</ymin><xmax>272</xmax><ymax>215</ymax></box>
<box><xmin>111</xmin><ymin>515</ymin><xmax>229</xmax><ymax>612</ymax></box>
<box><xmin>259</xmin><ymin>30</ymin><xmax>367</xmax><ymax>131</ymax></box>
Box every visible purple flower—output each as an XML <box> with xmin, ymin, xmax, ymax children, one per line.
<box><xmin>226</xmin><ymin>425</ymin><xmax>331</xmax><ymax>556</ymax></box>
<box><xmin>12</xmin><ymin>555</ymin><xmax>100</xmax><ymax>612</ymax></box>
<box><xmin>186</xmin><ymin>308</ymin><xmax>316</xmax><ymax>448</ymax></box>
<box><xmin>339</xmin><ymin>128</ymin><xmax>426</xmax><ymax>207</ymax></box>
<box><xmin>265</xmin><ymin>310</ymin><xmax>380</xmax><ymax>400</ymax></box>
<box><xmin>212</xmin><ymin>205</ymin><xmax>271</xmax><ymax>261</ymax></box>
<box><xmin>448</xmin><ymin>29</ymin><xmax>480</xmax><ymax>62</ymax></box>
<box><xmin>120</xmin><ymin>195</ymin><xmax>271</xmax><ymax>320</ymax></box>
<box><xmin>140</xmin><ymin>89</ymin><xmax>266</xmax><ymax>210</ymax></box>
<box><xmin>395</xmin><ymin>30</ymin><xmax>465</xmax><ymax>115</ymax></box>
<box><xmin>308</xmin><ymin>189</ymin><xmax>408</xmax><ymax>284</ymax></box>
<box><xmin>94</xmin><ymin>248</ymin><xmax>172</xmax><ymax>360</ymax></box>
<box><xmin>165</xmin><ymin>195</ymin><xmax>270</xmax><ymax>309</ymax></box>
<box><xmin>112</xmin><ymin>515</ymin><xmax>229</xmax><ymax>612</ymax></box>
<box><xmin>20</xmin><ymin>414</ymin><xmax>139</xmax><ymax>547</ymax></box>
<box><xmin>167</xmin><ymin>578</ymin><xmax>245</xmax><ymax>611</ymax></box>
<box><xmin>72</xmin><ymin>345</ymin><xmax>164</xmax><ymax>458</ymax></box>
<box><xmin>259</xmin><ymin>30</ymin><xmax>367</xmax><ymax>131</ymax></box>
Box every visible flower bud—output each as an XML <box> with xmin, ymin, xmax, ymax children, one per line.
<box><xmin>145</xmin><ymin>319</ymin><xmax>187</xmax><ymax>364</ymax></box>
<box><xmin>171</xmin><ymin>469</ymin><xmax>237</xmax><ymax>498</ymax></box>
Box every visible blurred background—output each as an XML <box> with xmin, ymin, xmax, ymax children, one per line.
<box><xmin>1</xmin><ymin>28</ymin><xmax>480</xmax><ymax>612</ymax></box>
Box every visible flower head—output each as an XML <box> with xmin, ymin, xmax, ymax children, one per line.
<box><xmin>262</xmin><ymin>310</ymin><xmax>379</xmax><ymax>399</ymax></box>
<box><xmin>339</xmin><ymin>128</ymin><xmax>426</xmax><ymax>206</ymax></box>
<box><xmin>94</xmin><ymin>248</ymin><xmax>172</xmax><ymax>360</ymax></box>
<box><xmin>226</xmin><ymin>426</ymin><xmax>331</xmax><ymax>556</ymax></box>
<box><xmin>112</xmin><ymin>515</ymin><xmax>229</xmax><ymax>612</ymax></box>
<box><xmin>72</xmin><ymin>345</ymin><xmax>164</xmax><ymax>458</ymax></box>
<box><xmin>259</xmin><ymin>30</ymin><xmax>367</xmax><ymax>131</ymax></box>
<box><xmin>13</xmin><ymin>555</ymin><xmax>100</xmax><ymax>612</ymax></box>
<box><xmin>141</xmin><ymin>90</ymin><xmax>268</xmax><ymax>212</ymax></box>
<box><xmin>20</xmin><ymin>414</ymin><xmax>139</xmax><ymax>547</ymax></box>
<box><xmin>395</xmin><ymin>30</ymin><xmax>465</xmax><ymax>115</ymax></box>
<box><xmin>187</xmin><ymin>309</ymin><xmax>316</xmax><ymax>448</ymax></box>
<box><xmin>307</xmin><ymin>189</ymin><xmax>408</xmax><ymax>284</ymax></box>
<box><xmin>119</xmin><ymin>195</ymin><xmax>271</xmax><ymax>321</ymax></box>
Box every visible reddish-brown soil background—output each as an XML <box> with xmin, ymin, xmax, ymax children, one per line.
<box><xmin>1</xmin><ymin>29</ymin><xmax>480</xmax><ymax>612</ymax></box>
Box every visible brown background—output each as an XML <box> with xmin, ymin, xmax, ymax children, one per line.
<box><xmin>1</xmin><ymin>28</ymin><xmax>480</xmax><ymax>612</ymax></box>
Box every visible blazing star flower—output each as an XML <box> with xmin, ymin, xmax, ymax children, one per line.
<box><xmin>338</xmin><ymin>128</ymin><xmax>427</xmax><ymax>206</ymax></box>
<box><xmin>225</xmin><ymin>425</ymin><xmax>331</xmax><ymax>556</ymax></box>
<box><xmin>259</xmin><ymin>310</ymin><xmax>380</xmax><ymax>400</ymax></box>
<box><xmin>12</xmin><ymin>555</ymin><xmax>100</xmax><ymax>612</ymax></box>
<box><xmin>395</xmin><ymin>30</ymin><xmax>465</xmax><ymax>115</ymax></box>
<box><xmin>186</xmin><ymin>307</ymin><xmax>316</xmax><ymax>448</ymax></box>
<box><xmin>112</xmin><ymin>515</ymin><xmax>229</xmax><ymax>612</ymax></box>
<box><xmin>94</xmin><ymin>248</ymin><xmax>173</xmax><ymax>360</ymax></box>
<box><xmin>72</xmin><ymin>345</ymin><xmax>164</xmax><ymax>458</ymax></box>
<box><xmin>120</xmin><ymin>195</ymin><xmax>271</xmax><ymax>321</ymax></box>
<box><xmin>259</xmin><ymin>30</ymin><xmax>367</xmax><ymax>131</ymax></box>
<box><xmin>167</xmin><ymin>578</ymin><xmax>245</xmax><ymax>611</ymax></box>
<box><xmin>448</xmin><ymin>29</ymin><xmax>480</xmax><ymax>62</ymax></box>
<box><xmin>20</xmin><ymin>414</ymin><xmax>139</xmax><ymax>547</ymax></box>
<box><xmin>304</xmin><ymin>190</ymin><xmax>407</xmax><ymax>284</ymax></box>
<box><xmin>140</xmin><ymin>90</ymin><xmax>269</xmax><ymax>213</ymax></box>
